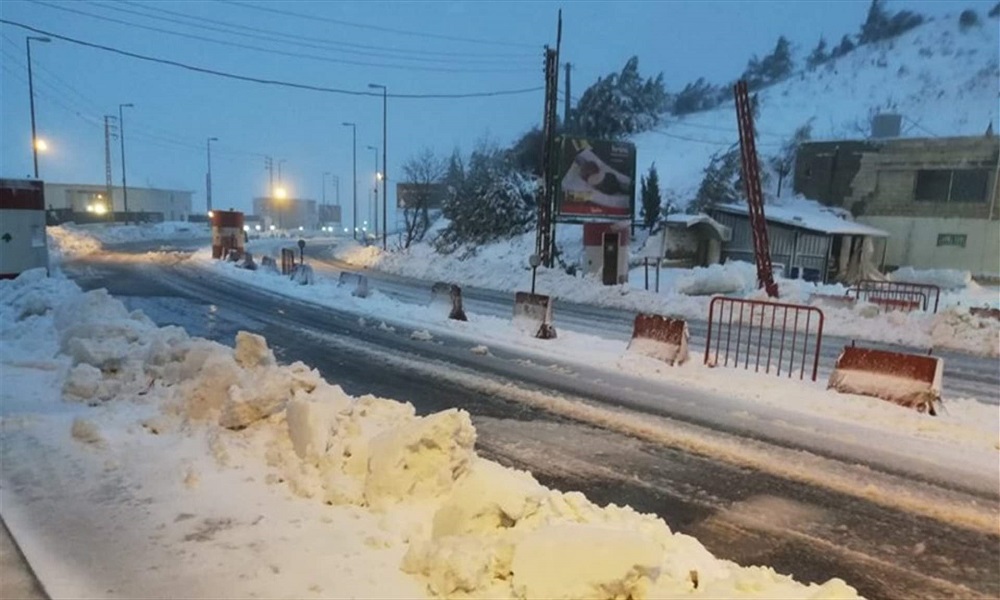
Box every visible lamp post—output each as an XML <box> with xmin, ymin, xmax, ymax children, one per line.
<box><xmin>368</xmin><ymin>83</ymin><xmax>387</xmax><ymax>250</ymax></box>
<box><xmin>119</xmin><ymin>103</ymin><xmax>134</xmax><ymax>224</ymax></box>
<box><xmin>367</xmin><ymin>145</ymin><xmax>379</xmax><ymax>237</ymax></box>
<box><xmin>206</xmin><ymin>137</ymin><xmax>218</xmax><ymax>213</ymax></box>
<box><xmin>322</xmin><ymin>171</ymin><xmax>330</xmax><ymax>205</ymax></box>
<box><xmin>342</xmin><ymin>122</ymin><xmax>357</xmax><ymax>240</ymax></box>
<box><xmin>26</xmin><ymin>36</ymin><xmax>51</xmax><ymax>179</ymax></box>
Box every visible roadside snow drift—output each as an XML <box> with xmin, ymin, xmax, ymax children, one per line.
<box><xmin>0</xmin><ymin>269</ymin><xmax>861</xmax><ymax>599</ymax></box>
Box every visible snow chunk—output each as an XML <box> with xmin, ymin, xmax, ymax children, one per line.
<box><xmin>71</xmin><ymin>418</ymin><xmax>104</xmax><ymax>445</ymax></box>
<box><xmin>510</xmin><ymin>524</ymin><xmax>662</xmax><ymax>600</ymax></box>
<box><xmin>891</xmin><ymin>266</ymin><xmax>972</xmax><ymax>290</ymax></box>
<box><xmin>410</xmin><ymin>329</ymin><xmax>434</xmax><ymax>342</ymax></box>
<box><xmin>233</xmin><ymin>331</ymin><xmax>275</xmax><ymax>369</ymax></box>
<box><xmin>365</xmin><ymin>409</ymin><xmax>476</xmax><ymax>508</ymax></box>
<box><xmin>675</xmin><ymin>261</ymin><xmax>757</xmax><ymax>296</ymax></box>
<box><xmin>470</xmin><ymin>345</ymin><xmax>490</xmax><ymax>356</ymax></box>
<box><xmin>63</xmin><ymin>364</ymin><xmax>103</xmax><ymax>401</ymax></box>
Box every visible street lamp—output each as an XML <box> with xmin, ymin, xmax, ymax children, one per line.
<box><xmin>206</xmin><ymin>137</ymin><xmax>218</xmax><ymax>213</ymax></box>
<box><xmin>26</xmin><ymin>36</ymin><xmax>51</xmax><ymax>179</ymax></box>
<box><xmin>367</xmin><ymin>145</ymin><xmax>379</xmax><ymax>237</ymax></box>
<box><xmin>342</xmin><ymin>122</ymin><xmax>357</xmax><ymax>240</ymax></box>
<box><xmin>119</xmin><ymin>103</ymin><xmax>134</xmax><ymax>224</ymax></box>
<box><xmin>368</xmin><ymin>83</ymin><xmax>388</xmax><ymax>250</ymax></box>
<box><xmin>322</xmin><ymin>171</ymin><xmax>330</xmax><ymax>205</ymax></box>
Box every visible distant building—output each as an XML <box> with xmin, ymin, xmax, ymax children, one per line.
<box><xmin>794</xmin><ymin>136</ymin><xmax>999</xmax><ymax>276</ymax></box>
<box><xmin>43</xmin><ymin>182</ymin><xmax>194</xmax><ymax>223</ymax></box>
<box><xmin>252</xmin><ymin>197</ymin><xmax>318</xmax><ymax>230</ymax></box>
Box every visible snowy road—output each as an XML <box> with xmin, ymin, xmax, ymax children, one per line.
<box><xmin>59</xmin><ymin>250</ymin><xmax>1000</xmax><ymax>600</ymax></box>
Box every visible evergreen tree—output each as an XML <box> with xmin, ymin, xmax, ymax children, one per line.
<box><xmin>807</xmin><ymin>37</ymin><xmax>829</xmax><ymax>69</ymax></box>
<box><xmin>831</xmin><ymin>34</ymin><xmax>856</xmax><ymax>58</ymax></box>
<box><xmin>691</xmin><ymin>148</ymin><xmax>741</xmax><ymax>213</ymax></box>
<box><xmin>959</xmin><ymin>9</ymin><xmax>980</xmax><ymax>30</ymax></box>
<box><xmin>639</xmin><ymin>163</ymin><xmax>662</xmax><ymax>230</ymax></box>
<box><xmin>575</xmin><ymin>57</ymin><xmax>669</xmax><ymax>139</ymax></box>
<box><xmin>673</xmin><ymin>78</ymin><xmax>722</xmax><ymax>115</ymax></box>
<box><xmin>859</xmin><ymin>0</ymin><xmax>923</xmax><ymax>44</ymax></box>
<box><xmin>990</xmin><ymin>2</ymin><xmax>999</xmax><ymax>18</ymax></box>
<box><xmin>768</xmin><ymin>123</ymin><xmax>812</xmax><ymax>198</ymax></box>
<box><xmin>741</xmin><ymin>36</ymin><xmax>794</xmax><ymax>90</ymax></box>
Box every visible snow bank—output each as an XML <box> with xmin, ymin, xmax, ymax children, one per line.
<box><xmin>0</xmin><ymin>270</ymin><xmax>861</xmax><ymax>599</ymax></box>
<box><xmin>891</xmin><ymin>267</ymin><xmax>973</xmax><ymax>290</ymax></box>
<box><xmin>46</xmin><ymin>226</ymin><xmax>102</xmax><ymax>260</ymax></box>
<box><xmin>674</xmin><ymin>261</ymin><xmax>757</xmax><ymax>295</ymax></box>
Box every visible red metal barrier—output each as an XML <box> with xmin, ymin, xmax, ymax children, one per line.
<box><xmin>849</xmin><ymin>280</ymin><xmax>940</xmax><ymax>313</ymax></box>
<box><xmin>970</xmin><ymin>307</ymin><xmax>1000</xmax><ymax>321</ymax></box>
<box><xmin>705</xmin><ymin>297</ymin><xmax>825</xmax><ymax>381</ymax></box>
<box><xmin>280</xmin><ymin>248</ymin><xmax>296</xmax><ymax>275</ymax></box>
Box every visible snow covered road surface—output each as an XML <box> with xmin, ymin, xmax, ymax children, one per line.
<box><xmin>51</xmin><ymin>251</ymin><xmax>1000</xmax><ymax>598</ymax></box>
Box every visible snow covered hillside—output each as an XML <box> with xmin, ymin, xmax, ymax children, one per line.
<box><xmin>634</xmin><ymin>12</ymin><xmax>1000</xmax><ymax>199</ymax></box>
<box><xmin>0</xmin><ymin>269</ymin><xmax>861</xmax><ymax>599</ymax></box>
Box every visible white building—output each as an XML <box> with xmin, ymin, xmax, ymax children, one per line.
<box><xmin>43</xmin><ymin>183</ymin><xmax>194</xmax><ymax>222</ymax></box>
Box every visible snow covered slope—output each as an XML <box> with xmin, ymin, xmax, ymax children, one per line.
<box><xmin>634</xmin><ymin>13</ymin><xmax>1000</xmax><ymax>198</ymax></box>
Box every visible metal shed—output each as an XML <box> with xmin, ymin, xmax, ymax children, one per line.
<box><xmin>709</xmin><ymin>203</ymin><xmax>889</xmax><ymax>283</ymax></box>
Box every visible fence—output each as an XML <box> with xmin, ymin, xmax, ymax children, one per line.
<box><xmin>848</xmin><ymin>280</ymin><xmax>941</xmax><ymax>313</ymax></box>
<box><xmin>705</xmin><ymin>297</ymin><xmax>825</xmax><ymax>381</ymax></box>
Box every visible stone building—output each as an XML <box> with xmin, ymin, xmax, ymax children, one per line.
<box><xmin>794</xmin><ymin>136</ymin><xmax>999</xmax><ymax>277</ymax></box>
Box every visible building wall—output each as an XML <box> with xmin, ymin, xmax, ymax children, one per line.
<box><xmin>793</xmin><ymin>140</ymin><xmax>877</xmax><ymax>206</ymax></box>
<box><xmin>711</xmin><ymin>210</ymin><xmax>832</xmax><ymax>279</ymax></box>
<box><xmin>253</xmin><ymin>197</ymin><xmax>318</xmax><ymax>230</ymax></box>
<box><xmin>858</xmin><ymin>216</ymin><xmax>1000</xmax><ymax>276</ymax></box>
<box><xmin>43</xmin><ymin>183</ymin><xmax>194</xmax><ymax>221</ymax></box>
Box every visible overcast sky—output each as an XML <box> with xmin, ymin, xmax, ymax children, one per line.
<box><xmin>0</xmin><ymin>0</ymin><xmax>982</xmax><ymax>225</ymax></box>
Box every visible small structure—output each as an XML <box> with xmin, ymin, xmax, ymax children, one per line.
<box><xmin>210</xmin><ymin>210</ymin><xmax>244</xmax><ymax>259</ymax></box>
<box><xmin>1</xmin><ymin>179</ymin><xmax>49</xmax><ymax>278</ymax></box>
<box><xmin>662</xmin><ymin>213</ymin><xmax>732</xmax><ymax>267</ymax></box>
<box><xmin>43</xmin><ymin>182</ymin><xmax>193</xmax><ymax>223</ymax></box>
<box><xmin>582</xmin><ymin>222</ymin><xmax>629</xmax><ymax>285</ymax></box>
<box><xmin>709</xmin><ymin>201</ymin><xmax>888</xmax><ymax>284</ymax></box>
<box><xmin>253</xmin><ymin>196</ymin><xmax>318</xmax><ymax>231</ymax></box>
<box><xmin>794</xmin><ymin>135</ymin><xmax>999</xmax><ymax>276</ymax></box>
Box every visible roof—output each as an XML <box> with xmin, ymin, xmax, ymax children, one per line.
<box><xmin>711</xmin><ymin>201</ymin><xmax>889</xmax><ymax>237</ymax></box>
<box><xmin>665</xmin><ymin>212</ymin><xmax>733</xmax><ymax>241</ymax></box>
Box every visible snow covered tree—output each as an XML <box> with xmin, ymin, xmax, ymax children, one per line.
<box><xmin>741</xmin><ymin>36</ymin><xmax>794</xmax><ymax>90</ymax></box>
<box><xmin>690</xmin><ymin>148</ymin><xmax>741</xmax><ymax>213</ymax></box>
<box><xmin>858</xmin><ymin>0</ymin><xmax>923</xmax><ymax>45</ymax></box>
<box><xmin>807</xmin><ymin>37</ymin><xmax>829</xmax><ymax>69</ymax></box>
<box><xmin>639</xmin><ymin>163</ymin><xmax>662</xmax><ymax>230</ymax></box>
<box><xmin>768</xmin><ymin>122</ymin><xmax>812</xmax><ymax>198</ymax></box>
<box><xmin>990</xmin><ymin>2</ymin><xmax>1000</xmax><ymax>18</ymax></box>
<box><xmin>400</xmin><ymin>148</ymin><xmax>444</xmax><ymax>249</ymax></box>
<box><xmin>509</xmin><ymin>127</ymin><xmax>544</xmax><ymax>177</ymax></box>
<box><xmin>831</xmin><ymin>34</ymin><xmax>856</xmax><ymax>58</ymax></box>
<box><xmin>673</xmin><ymin>78</ymin><xmax>722</xmax><ymax>115</ymax></box>
<box><xmin>575</xmin><ymin>57</ymin><xmax>669</xmax><ymax>139</ymax></box>
<box><xmin>436</xmin><ymin>140</ymin><xmax>537</xmax><ymax>254</ymax></box>
<box><xmin>959</xmin><ymin>9</ymin><xmax>981</xmax><ymax>30</ymax></box>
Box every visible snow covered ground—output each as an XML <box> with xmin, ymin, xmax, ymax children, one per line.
<box><xmin>0</xmin><ymin>269</ymin><xmax>863</xmax><ymax>599</ymax></box>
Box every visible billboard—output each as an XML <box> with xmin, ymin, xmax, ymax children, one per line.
<box><xmin>397</xmin><ymin>183</ymin><xmax>448</xmax><ymax>209</ymax></box>
<box><xmin>318</xmin><ymin>204</ymin><xmax>342</xmax><ymax>224</ymax></box>
<box><xmin>557</xmin><ymin>136</ymin><xmax>636</xmax><ymax>219</ymax></box>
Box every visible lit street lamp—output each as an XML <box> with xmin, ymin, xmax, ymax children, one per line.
<box><xmin>119</xmin><ymin>103</ymin><xmax>134</xmax><ymax>224</ymax></box>
<box><xmin>206</xmin><ymin>137</ymin><xmax>218</xmax><ymax>213</ymax></box>
<box><xmin>368</xmin><ymin>83</ymin><xmax>388</xmax><ymax>250</ymax></box>
<box><xmin>342</xmin><ymin>122</ymin><xmax>357</xmax><ymax>240</ymax></box>
<box><xmin>26</xmin><ymin>36</ymin><xmax>51</xmax><ymax>179</ymax></box>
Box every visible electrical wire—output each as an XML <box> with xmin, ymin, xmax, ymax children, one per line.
<box><xmin>31</xmin><ymin>1</ymin><xmax>533</xmax><ymax>74</ymax></box>
<box><xmin>0</xmin><ymin>20</ymin><xmax>545</xmax><ymax>99</ymax></box>
<box><xmin>220</xmin><ymin>0</ymin><xmax>538</xmax><ymax>49</ymax></box>
<box><xmin>105</xmin><ymin>0</ymin><xmax>537</xmax><ymax>61</ymax></box>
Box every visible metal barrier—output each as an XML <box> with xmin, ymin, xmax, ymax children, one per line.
<box><xmin>627</xmin><ymin>314</ymin><xmax>689</xmax><ymax>365</ymax></box>
<box><xmin>280</xmin><ymin>248</ymin><xmax>297</xmax><ymax>275</ymax></box>
<box><xmin>848</xmin><ymin>280</ymin><xmax>940</xmax><ymax>313</ymax></box>
<box><xmin>705</xmin><ymin>297</ymin><xmax>825</xmax><ymax>381</ymax></box>
<box><xmin>970</xmin><ymin>307</ymin><xmax>1000</xmax><ymax>321</ymax></box>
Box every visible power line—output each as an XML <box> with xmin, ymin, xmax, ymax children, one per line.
<box><xmin>104</xmin><ymin>0</ymin><xmax>536</xmax><ymax>61</ymax></box>
<box><xmin>31</xmin><ymin>1</ymin><xmax>533</xmax><ymax>74</ymax></box>
<box><xmin>0</xmin><ymin>20</ymin><xmax>545</xmax><ymax>99</ymax></box>
<box><xmin>221</xmin><ymin>0</ymin><xmax>538</xmax><ymax>49</ymax></box>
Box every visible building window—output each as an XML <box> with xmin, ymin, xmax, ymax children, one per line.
<box><xmin>936</xmin><ymin>233</ymin><xmax>967</xmax><ymax>248</ymax></box>
<box><xmin>914</xmin><ymin>169</ymin><xmax>990</xmax><ymax>203</ymax></box>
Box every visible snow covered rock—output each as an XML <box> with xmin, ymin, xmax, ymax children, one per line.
<box><xmin>233</xmin><ymin>331</ymin><xmax>275</xmax><ymax>368</ymax></box>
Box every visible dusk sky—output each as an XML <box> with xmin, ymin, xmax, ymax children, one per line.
<box><xmin>0</xmin><ymin>0</ymin><xmax>978</xmax><ymax>226</ymax></box>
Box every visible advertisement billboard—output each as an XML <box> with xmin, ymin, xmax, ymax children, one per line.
<box><xmin>397</xmin><ymin>183</ymin><xmax>448</xmax><ymax>209</ymax></box>
<box><xmin>557</xmin><ymin>136</ymin><xmax>636</xmax><ymax>219</ymax></box>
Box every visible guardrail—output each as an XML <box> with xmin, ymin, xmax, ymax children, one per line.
<box><xmin>705</xmin><ymin>297</ymin><xmax>825</xmax><ymax>381</ymax></box>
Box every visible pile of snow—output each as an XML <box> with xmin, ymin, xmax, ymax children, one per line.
<box><xmin>46</xmin><ymin>226</ymin><xmax>102</xmax><ymax>260</ymax></box>
<box><xmin>74</xmin><ymin>221</ymin><xmax>210</xmax><ymax>245</ymax></box>
<box><xmin>674</xmin><ymin>261</ymin><xmax>757</xmax><ymax>295</ymax></box>
<box><xmin>890</xmin><ymin>267</ymin><xmax>974</xmax><ymax>290</ymax></box>
<box><xmin>0</xmin><ymin>269</ymin><xmax>861</xmax><ymax>599</ymax></box>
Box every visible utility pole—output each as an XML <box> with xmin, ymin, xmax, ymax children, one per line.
<box><xmin>368</xmin><ymin>83</ymin><xmax>388</xmax><ymax>250</ymax></box>
<box><xmin>342</xmin><ymin>122</ymin><xmax>357</xmax><ymax>240</ymax></box>
<box><xmin>206</xmin><ymin>137</ymin><xmax>218</xmax><ymax>214</ymax></box>
<box><xmin>367</xmin><ymin>145</ymin><xmax>379</xmax><ymax>237</ymax></box>
<box><xmin>26</xmin><ymin>36</ymin><xmax>51</xmax><ymax>179</ymax></box>
<box><xmin>118</xmin><ymin>103</ymin><xmax>134</xmax><ymax>224</ymax></box>
<box><xmin>537</xmin><ymin>11</ymin><xmax>562</xmax><ymax>268</ymax></box>
<box><xmin>564</xmin><ymin>62</ymin><xmax>572</xmax><ymax>130</ymax></box>
<box><xmin>264</xmin><ymin>156</ymin><xmax>274</xmax><ymax>192</ymax></box>
<box><xmin>277</xmin><ymin>159</ymin><xmax>286</xmax><ymax>185</ymax></box>
<box><xmin>104</xmin><ymin>115</ymin><xmax>115</xmax><ymax>215</ymax></box>
<box><xmin>322</xmin><ymin>171</ymin><xmax>330</xmax><ymax>205</ymax></box>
